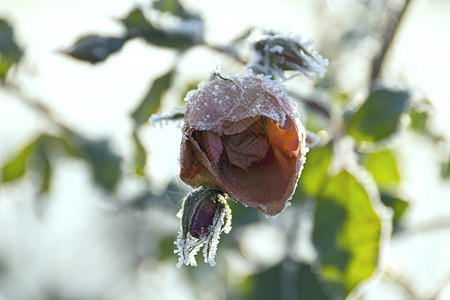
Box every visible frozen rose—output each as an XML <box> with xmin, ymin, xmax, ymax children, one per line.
<box><xmin>179</xmin><ymin>73</ymin><xmax>307</xmax><ymax>216</ymax></box>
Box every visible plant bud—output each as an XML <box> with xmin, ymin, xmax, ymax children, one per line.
<box><xmin>175</xmin><ymin>188</ymin><xmax>232</xmax><ymax>267</ymax></box>
<box><xmin>247</xmin><ymin>30</ymin><xmax>328</xmax><ymax>80</ymax></box>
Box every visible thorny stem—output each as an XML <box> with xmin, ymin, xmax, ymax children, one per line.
<box><xmin>370</xmin><ymin>0</ymin><xmax>413</xmax><ymax>85</ymax></box>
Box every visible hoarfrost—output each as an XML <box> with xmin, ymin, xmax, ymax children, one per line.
<box><xmin>148</xmin><ymin>108</ymin><xmax>185</xmax><ymax>125</ymax></box>
<box><xmin>183</xmin><ymin>71</ymin><xmax>301</xmax><ymax>133</ymax></box>
<box><xmin>247</xmin><ymin>29</ymin><xmax>328</xmax><ymax>81</ymax></box>
<box><xmin>175</xmin><ymin>190</ymin><xmax>232</xmax><ymax>267</ymax></box>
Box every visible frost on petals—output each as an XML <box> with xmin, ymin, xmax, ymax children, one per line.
<box><xmin>179</xmin><ymin>72</ymin><xmax>308</xmax><ymax>216</ymax></box>
<box><xmin>175</xmin><ymin>188</ymin><xmax>232</xmax><ymax>267</ymax></box>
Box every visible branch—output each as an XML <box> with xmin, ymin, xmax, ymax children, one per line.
<box><xmin>288</xmin><ymin>91</ymin><xmax>331</xmax><ymax>119</ymax></box>
<box><xmin>370</xmin><ymin>0</ymin><xmax>413</xmax><ymax>84</ymax></box>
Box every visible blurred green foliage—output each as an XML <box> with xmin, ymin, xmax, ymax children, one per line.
<box><xmin>1</xmin><ymin>0</ymin><xmax>446</xmax><ymax>299</ymax></box>
<box><xmin>0</xmin><ymin>18</ymin><xmax>23</xmax><ymax>83</ymax></box>
<box><xmin>347</xmin><ymin>89</ymin><xmax>409</xmax><ymax>142</ymax></box>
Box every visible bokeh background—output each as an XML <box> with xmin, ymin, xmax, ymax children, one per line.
<box><xmin>1</xmin><ymin>0</ymin><xmax>449</xmax><ymax>299</ymax></box>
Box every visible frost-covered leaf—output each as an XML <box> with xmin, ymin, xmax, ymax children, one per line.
<box><xmin>313</xmin><ymin>171</ymin><xmax>381</xmax><ymax>298</ymax></box>
<box><xmin>0</xmin><ymin>19</ymin><xmax>23</xmax><ymax>83</ymax></box>
<box><xmin>1</xmin><ymin>137</ymin><xmax>39</xmax><ymax>182</ymax></box>
<box><xmin>380</xmin><ymin>193</ymin><xmax>408</xmax><ymax>232</ymax></box>
<box><xmin>62</xmin><ymin>35</ymin><xmax>126</xmax><ymax>64</ymax></box>
<box><xmin>131</xmin><ymin>68</ymin><xmax>174</xmax><ymax>127</ymax></box>
<box><xmin>363</xmin><ymin>150</ymin><xmax>399</xmax><ymax>190</ymax></box>
<box><xmin>347</xmin><ymin>89</ymin><xmax>409</xmax><ymax>142</ymax></box>
<box><xmin>120</xmin><ymin>8</ymin><xmax>200</xmax><ymax>49</ymax></box>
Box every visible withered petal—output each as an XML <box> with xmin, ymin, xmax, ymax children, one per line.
<box><xmin>180</xmin><ymin>73</ymin><xmax>307</xmax><ymax>216</ymax></box>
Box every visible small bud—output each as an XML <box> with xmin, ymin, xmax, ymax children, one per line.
<box><xmin>189</xmin><ymin>194</ymin><xmax>217</xmax><ymax>238</ymax></box>
<box><xmin>175</xmin><ymin>187</ymin><xmax>232</xmax><ymax>267</ymax></box>
<box><xmin>247</xmin><ymin>30</ymin><xmax>328</xmax><ymax>80</ymax></box>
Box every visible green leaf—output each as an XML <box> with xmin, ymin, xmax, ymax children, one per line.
<box><xmin>59</xmin><ymin>133</ymin><xmax>122</xmax><ymax>192</ymax></box>
<box><xmin>131</xmin><ymin>68</ymin><xmax>174</xmax><ymax>127</ymax></box>
<box><xmin>409</xmin><ymin>99</ymin><xmax>433</xmax><ymax>133</ymax></box>
<box><xmin>62</xmin><ymin>35</ymin><xmax>126</xmax><ymax>64</ymax></box>
<box><xmin>2</xmin><ymin>137</ymin><xmax>39</xmax><ymax>182</ymax></box>
<box><xmin>132</xmin><ymin>131</ymin><xmax>147</xmax><ymax>176</ymax></box>
<box><xmin>39</xmin><ymin>149</ymin><xmax>52</xmax><ymax>193</ymax></box>
<box><xmin>363</xmin><ymin>150</ymin><xmax>400</xmax><ymax>190</ymax></box>
<box><xmin>245</xmin><ymin>264</ymin><xmax>283</xmax><ymax>300</ymax></box>
<box><xmin>298</xmin><ymin>145</ymin><xmax>332</xmax><ymax>197</ymax></box>
<box><xmin>0</xmin><ymin>19</ymin><xmax>23</xmax><ymax>83</ymax></box>
<box><xmin>380</xmin><ymin>193</ymin><xmax>408</xmax><ymax>232</ymax></box>
<box><xmin>153</xmin><ymin>0</ymin><xmax>193</xmax><ymax>19</ymax></box>
<box><xmin>442</xmin><ymin>158</ymin><xmax>450</xmax><ymax>180</ymax></box>
<box><xmin>347</xmin><ymin>89</ymin><xmax>409</xmax><ymax>141</ymax></box>
<box><xmin>120</xmin><ymin>8</ymin><xmax>198</xmax><ymax>49</ymax></box>
<box><xmin>313</xmin><ymin>171</ymin><xmax>381</xmax><ymax>297</ymax></box>
<box><xmin>79</xmin><ymin>139</ymin><xmax>122</xmax><ymax>192</ymax></box>
<box><xmin>243</xmin><ymin>263</ymin><xmax>330</xmax><ymax>300</ymax></box>
<box><xmin>297</xmin><ymin>264</ymin><xmax>330</xmax><ymax>300</ymax></box>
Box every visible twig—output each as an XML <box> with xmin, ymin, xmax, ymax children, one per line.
<box><xmin>5</xmin><ymin>84</ymin><xmax>76</xmax><ymax>136</ymax></box>
<box><xmin>204</xmin><ymin>43</ymin><xmax>246</xmax><ymax>64</ymax></box>
<box><xmin>370</xmin><ymin>0</ymin><xmax>413</xmax><ymax>84</ymax></box>
<box><xmin>288</xmin><ymin>91</ymin><xmax>331</xmax><ymax>119</ymax></box>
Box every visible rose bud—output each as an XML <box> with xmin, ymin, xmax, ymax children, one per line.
<box><xmin>247</xmin><ymin>30</ymin><xmax>328</xmax><ymax>80</ymax></box>
<box><xmin>175</xmin><ymin>187</ymin><xmax>232</xmax><ymax>267</ymax></box>
<box><xmin>179</xmin><ymin>72</ymin><xmax>308</xmax><ymax>216</ymax></box>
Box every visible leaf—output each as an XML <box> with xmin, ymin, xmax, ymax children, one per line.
<box><xmin>132</xmin><ymin>131</ymin><xmax>147</xmax><ymax>176</ymax></box>
<box><xmin>380</xmin><ymin>193</ymin><xmax>408</xmax><ymax>232</ymax></box>
<box><xmin>243</xmin><ymin>263</ymin><xmax>330</xmax><ymax>300</ymax></box>
<box><xmin>347</xmin><ymin>89</ymin><xmax>409</xmax><ymax>142</ymax></box>
<box><xmin>244</xmin><ymin>264</ymin><xmax>283</xmax><ymax>300</ymax></box>
<box><xmin>313</xmin><ymin>171</ymin><xmax>381</xmax><ymax>298</ymax></box>
<box><xmin>297</xmin><ymin>264</ymin><xmax>330</xmax><ymax>300</ymax></box>
<box><xmin>78</xmin><ymin>139</ymin><xmax>122</xmax><ymax>192</ymax></box>
<box><xmin>39</xmin><ymin>149</ymin><xmax>52</xmax><ymax>193</ymax></box>
<box><xmin>59</xmin><ymin>133</ymin><xmax>122</xmax><ymax>192</ymax></box>
<box><xmin>363</xmin><ymin>150</ymin><xmax>400</xmax><ymax>190</ymax></box>
<box><xmin>442</xmin><ymin>157</ymin><xmax>450</xmax><ymax>180</ymax></box>
<box><xmin>298</xmin><ymin>145</ymin><xmax>332</xmax><ymax>197</ymax></box>
<box><xmin>153</xmin><ymin>0</ymin><xmax>193</xmax><ymax>19</ymax></box>
<box><xmin>0</xmin><ymin>19</ymin><xmax>23</xmax><ymax>83</ymax></box>
<box><xmin>131</xmin><ymin>68</ymin><xmax>174</xmax><ymax>127</ymax></box>
<box><xmin>120</xmin><ymin>8</ymin><xmax>198</xmax><ymax>49</ymax></box>
<box><xmin>62</xmin><ymin>35</ymin><xmax>126</xmax><ymax>64</ymax></box>
<box><xmin>2</xmin><ymin>137</ymin><xmax>39</xmax><ymax>182</ymax></box>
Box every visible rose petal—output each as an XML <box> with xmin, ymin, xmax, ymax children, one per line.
<box><xmin>202</xmin><ymin>131</ymin><xmax>223</xmax><ymax>163</ymax></box>
<box><xmin>180</xmin><ymin>73</ymin><xmax>308</xmax><ymax>216</ymax></box>
<box><xmin>267</xmin><ymin>119</ymin><xmax>300</xmax><ymax>157</ymax></box>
